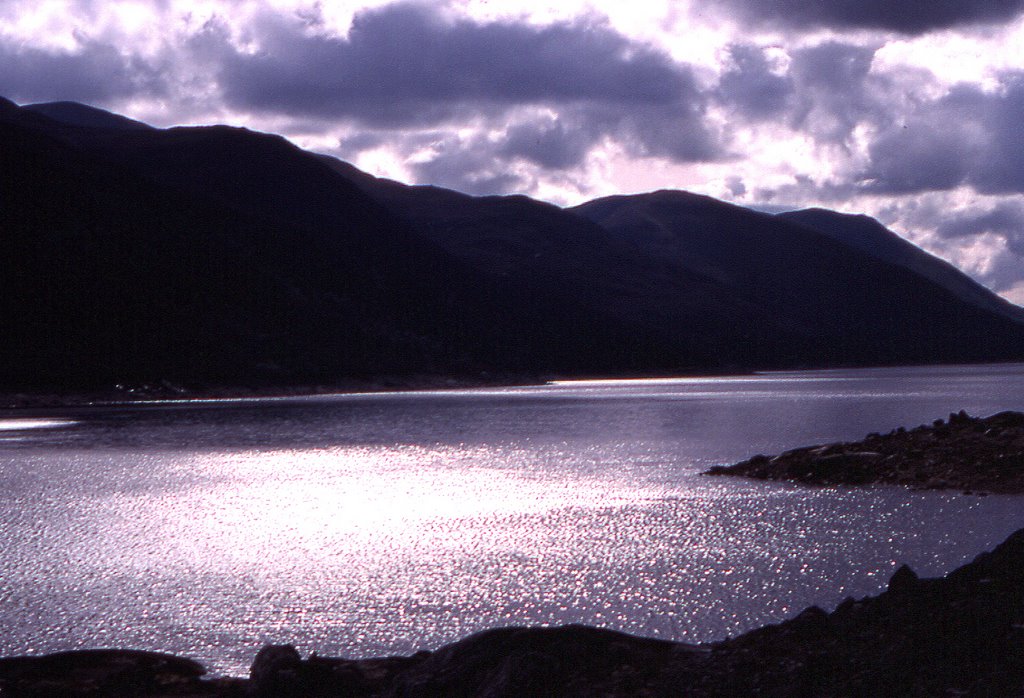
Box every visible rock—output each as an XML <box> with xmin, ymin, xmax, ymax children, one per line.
<box><xmin>949</xmin><ymin>410</ymin><xmax>971</xmax><ymax>425</ymax></box>
<box><xmin>887</xmin><ymin>564</ymin><xmax>919</xmax><ymax>594</ymax></box>
<box><xmin>810</xmin><ymin>451</ymin><xmax>882</xmax><ymax>483</ymax></box>
<box><xmin>0</xmin><ymin>649</ymin><xmax>208</xmax><ymax>696</ymax></box>
<box><xmin>989</xmin><ymin>411</ymin><xmax>1024</xmax><ymax>428</ymax></box>
<box><xmin>247</xmin><ymin>644</ymin><xmax>425</xmax><ymax>697</ymax></box>
<box><xmin>249</xmin><ymin>644</ymin><xmax>301</xmax><ymax>696</ymax></box>
<box><xmin>385</xmin><ymin>625</ymin><xmax>678</xmax><ymax>697</ymax></box>
<box><xmin>704</xmin><ymin>411</ymin><xmax>1024</xmax><ymax>494</ymax></box>
<box><xmin>792</xmin><ymin>606</ymin><xmax>828</xmax><ymax>626</ymax></box>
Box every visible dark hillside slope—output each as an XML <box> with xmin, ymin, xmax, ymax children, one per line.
<box><xmin>0</xmin><ymin>118</ymin><xmax>444</xmax><ymax>388</ymax></box>
<box><xmin>328</xmin><ymin>163</ymin><xmax>811</xmax><ymax>370</ymax></box>
<box><xmin>3</xmin><ymin>97</ymin><xmax>1024</xmax><ymax>393</ymax></box>
<box><xmin>40</xmin><ymin>114</ymin><xmax>699</xmax><ymax>375</ymax></box>
<box><xmin>0</xmin><ymin>108</ymin><xmax>569</xmax><ymax>389</ymax></box>
<box><xmin>0</xmin><ymin>100</ymin><xmax>706</xmax><ymax>390</ymax></box>
<box><xmin>23</xmin><ymin>100</ymin><xmax>154</xmax><ymax>131</ymax></box>
<box><xmin>779</xmin><ymin>207</ymin><xmax>1024</xmax><ymax>323</ymax></box>
<box><xmin>339</xmin><ymin>164</ymin><xmax>1024</xmax><ymax>369</ymax></box>
<box><xmin>573</xmin><ymin>191</ymin><xmax>1024</xmax><ymax>367</ymax></box>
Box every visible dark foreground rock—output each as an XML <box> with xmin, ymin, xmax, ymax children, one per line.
<box><xmin>0</xmin><ymin>649</ymin><xmax>240</xmax><ymax>696</ymax></box>
<box><xmin>5</xmin><ymin>526</ymin><xmax>1024</xmax><ymax>696</ymax></box>
<box><xmin>706</xmin><ymin>410</ymin><xmax>1024</xmax><ymax>493</ymax></box>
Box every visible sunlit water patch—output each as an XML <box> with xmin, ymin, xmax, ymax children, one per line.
<box><xmin>3</xmin><ymin>364</ymin><xmax>1024</xmax><ymax>675</ymax></box>
<box><xmin>0</xmin><ymin>418</ymin><xmax>78</xmax><ymax>430</ymax></box>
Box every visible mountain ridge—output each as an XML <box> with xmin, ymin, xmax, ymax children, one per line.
<box><xmin>2</xmin><ymin>97</ymin><xmax>1023</xmax><ymax>394</ymax></box>
<box><xmin>778</xmin><ymin>207</ymin><xmax>1024</xmax><ymax>323</ymax></box>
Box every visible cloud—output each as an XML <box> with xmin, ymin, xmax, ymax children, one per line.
<box><xmin>0</xmin><ymin>1</ymin><xmax>729</xmax><ymax>196</ymax></box>
<box><xmin>206</xmin><ymin>3</ymin><xmax>696</xmax><ymax>125</ymax></box>
<box><xmin>174</xmin><ymin>1</ymin><xmax>727</xmax><ymax>192</ymax></box>
<box><xmin>786</xmin><ymin>42</ymin><xmax>883</xmax><ymax>143</ymax></box>
<box><xmin>855</xmin><ymin>193</ymin><xmax>1024</xmax><ymax>297</ymax></box>
<box><xmin>861</xmin><ymin>123</ymin><xmax>977</xmax><ymax>194</ymax></box>
<box><xmin>410</xmin><ymin>135</ymin><xmax>529</xmax><ymax>196</ymax></box>
<box><xmin>353</xmin><ymin>98</ymin><xmax>723</xmax><ymax>197</ymax></box>
<box><xmin>716</xmin><ymin>44</ymin><xmax>792</xmax><ymax>120</ymax></box>
<box><xmin>861</xmin><ymin>72</ymin><xmax>1024</xmax><ymax>195</ymax></box>
<box><xmin>713</xmin><ymin>41</ymin><xmax>913</xmax><ymax>147</ymax></box>
<box><xmin>937</xmin><ymin>200</ymin><xmax>1024</xmax><ymax>253</ymax></box>
<box><xmin>719</xmin><ymin>0</ymin><xmax>1024</xmax><ymax>35</ymax></box>
<box><xmin>499</xmin><ymin>113</ymin><xmax>604</xmax><ymax>170</ymax></box>
<box><xmin>0</xmin><ymin>37</ymin><xmax>165</xmax><ymax>104</ymax></box>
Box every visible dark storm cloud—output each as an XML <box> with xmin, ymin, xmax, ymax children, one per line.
<box><xmin>720</xmin><ymin>0</ymin><xmax>1024</xmax><ymax>35</ymax></box>
<box><xmin>209</xmin><ymin>3</ymin><xmax>697</xmax><ymax>126</ymax></box>
<box><xmin>862</xmin><ymin>73</ymin><xmax>1024</xmax><ymax>195</ymax></box>
<box><xmin>972</xmin><ymin>75</ymin><xmax>1024</xmax><ymax>194</ymax></box>
<box><xmin>715</xmin><ymin>44</ymin><xmax>792</xmax><ymax>119</ymax></box>
<box><xmin>863</xmin><ymin>122</ymin><xmax>976</xmax><ymax>194</ymax></box>
<box><xmin>337</xmin><ymin>131</ymin><xmax>386</xmax><ymax>154</ymax></box>
<box><xmin>616</xmin><ymin>103</ymin><xmax>722</xmax><ymax>161</ymax></box>
<box><xmin>499</xmin><ymin>115</ymin><xmax>603</xmax><ymax>170</ymax></box>
<box><xmin>937</xmin><ymin>201</ymin><xmax>1024</xmax><ymax>253</ymax></box>
<box><xmin>409</xmin><ymin>133</ymin><xmax>529</xmax><ymax>195</ymax></box>
<box><xmin>786</xmin><ymin>42</ymin><xmax>881</xmax><ymax>142</ymax></box>
<box><xmin>193</xmin><ymin>1</ymin><xmax>726</xmax><ymax>189</ymax></box>
<box><xmin>713</xmin><ymin>41</ymin><xmax>887</xmax><ymax>144</ymax></box>
<box><xmin>0</xmin><ymin>38</ymin><xmax>164</xmax><ymax>104</ymax></box>
<box><xmin>394</xmin><ymin>97</ymin><xmax>723</xmax><ymax>196</ymax></box>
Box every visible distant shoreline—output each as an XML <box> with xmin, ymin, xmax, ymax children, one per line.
<box><xmin>0</xmin><ymin>375</ymin><xmax>540</xmax><ymax>410</ymax></box>
<box><xmin>4</xmin><ymin>360</ymin><xmax>1024</xmax><ymax>411</ymax></box>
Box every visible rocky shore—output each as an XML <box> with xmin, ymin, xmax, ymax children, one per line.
<box><xmin>4</xmin><ymin>525</ymin><xmax>1024</xmax><ymax>696</ymax></box>
<box><xmin>705</xmin><ymin>410</ymin><xmax>1024</xmax><ymax>493</ymax></box>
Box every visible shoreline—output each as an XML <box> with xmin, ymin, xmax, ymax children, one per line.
<box><xmin>705</xmin><ymin>409</ymin><xmax>1024</xmax><ymax>494</ymax></box>
<box><xmin>4</xmin><ymin>360</ymin><xmax>1024</xmax><ymax>411</ymax></box>
<box><xmin>0</xmin><ymin>366</ymin><xmax>778</xmax><ymax>410</ymax></box>
<box><xmin>3</xmin><ymin>526</ymin><xmax>1024</xmax><ymax>696</ymax></box>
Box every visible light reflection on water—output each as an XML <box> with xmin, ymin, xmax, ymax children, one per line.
<box><xmin>3</xmin><ymin>364</ymin><xmax>1024</xmax><ymax>676</ymax></box>
<box><xmin>0</xmin><ymin>418</ymin><xmax>77</xmax><ymax>431</ymax></box>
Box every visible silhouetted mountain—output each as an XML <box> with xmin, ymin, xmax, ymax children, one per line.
<box><xmin>327</xmin><ymin>162</ymin><xmax>815</xmax><ymax>369</ymax></box>
<box><xmin>778</xmin><ymin>208</ymin><xmax>1024</xmax><ymax>323</ymax></box>
<box><xmin>0</xmin><ymin>104</ymin><xmax>547</xmax><ymax>390</ymax></box>
<box><xmin>573</xmin><ymin>191</ymin><xmax>1024</xmax><ymax>367</ymax></box>
<box><xmin>0</xmin><ymin>100</ymin><xmax>698</xmax><ymax>390</ymax></box>
<box><xmin>2</xmin><ymin>98</ymin><xmax>1023</xmax><ymax>393</ymax></box>
<box><xmin>48</xmin><ymin>116</ymin><xmax>696</xmax><ymax>375</ymax></box>
<box><xmin>23</xmin><ymin>101</ymin><xmax>154</xmax><ymax>131</ymax></box>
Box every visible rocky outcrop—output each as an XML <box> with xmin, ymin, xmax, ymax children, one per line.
<box><xmin>688</xmin><ymin>526</ymin><xmax>1024</xmax><ymax>696</ymax></box>
<box><xmin>705</xmin><ymin>410</ymin><xmax>1024</xmax><ymax>493</ymax></box>
<box><xmin>241</xmin><ymin>627</ymin><xmax>688</xmax><ymax>697</ymax></box>
<box><xmin>0</xmin><ymin>649</ymin><xmax>237</xmax><ymax>696</ymax></box>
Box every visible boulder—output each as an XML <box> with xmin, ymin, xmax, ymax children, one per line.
<box><xmin>249</xmin><ymin>644</ymin><xmax>301</xmax><ymax>696</ymax></box>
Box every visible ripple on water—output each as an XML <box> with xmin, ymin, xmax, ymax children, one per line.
<box><xmin>3</xmin><ymin>364</ymin><xmax>1024</xmax><ymax>675</ymax></box>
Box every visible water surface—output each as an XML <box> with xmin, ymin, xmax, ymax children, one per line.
<box><xmin>2</xmin><ymin>363</ymin><xmax>1024</xmax><ymax>675</ymax></box>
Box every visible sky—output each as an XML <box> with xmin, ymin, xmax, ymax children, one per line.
<box><xmin>3</xmin><ymin>0</ymin><xmax>1024</xmax><ymax>302</ymax></box>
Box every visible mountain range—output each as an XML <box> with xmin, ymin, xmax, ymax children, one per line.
<box><xmin>2</xmin><ymin>97</ymin><xmax>1023</xmax><ymax>394</ymax></box>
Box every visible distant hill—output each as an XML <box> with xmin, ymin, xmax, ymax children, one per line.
<box><xmin>23</xmin><ymin>101</ymin><xmax>153</xmax><ymax>131</ymax></box>
<box><xmin>777</xmin><ymin>208</ymin><xmax>1024</xmax><ymax>323</ymax></box>
<box><xmin>0</xmin><ymin>102</ymin><xmax>539</xmax><ymax>389</ymax></box>
<box><xmin>572</xmin><ymin>191</ymin><xmax>1024</xmax><ymax>367</ymax></box>
<box><xmin>1</xmin><ymin>97</ymin><xmax>1023</xmax><ymax>394</ymax></box>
